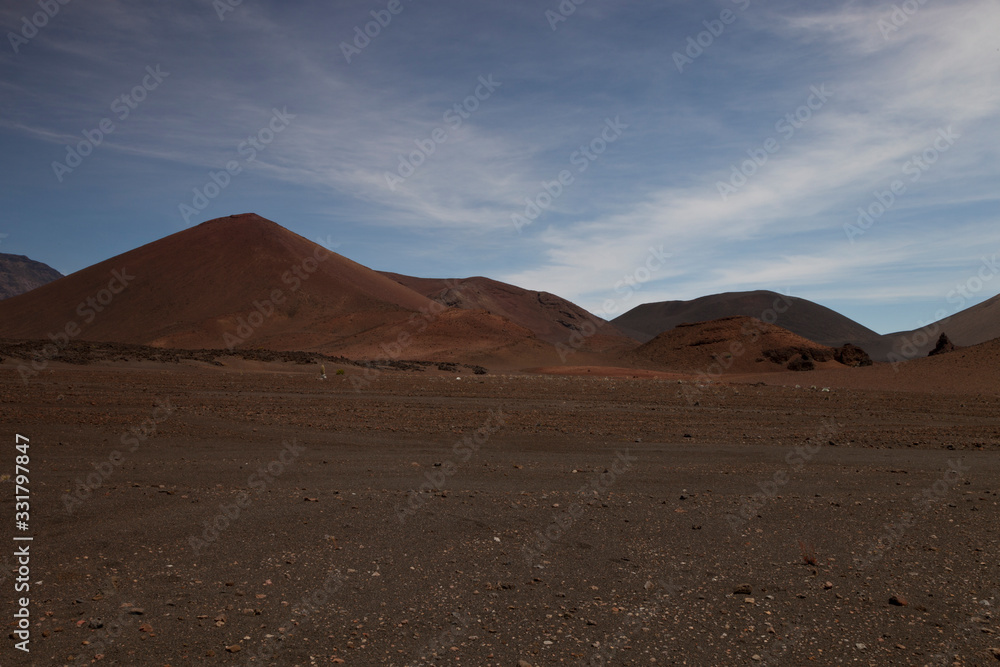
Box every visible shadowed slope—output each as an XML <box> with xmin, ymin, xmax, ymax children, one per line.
<box><xmin>0</xmin><ymin>214</ymin><xmax>574</xmax><ymax>367</ymax></box>
<box><xmin>881</xmin><ymin>292</ymin><xmax>1000</xmax><ymax>360</ymax></box>
<box><xmin>627</xmin><ymin>316</ymin><xmax>860</xmax><ymax>374</ymax></box>
<box><xmin>382</xmin><ymin>272</ymin><xmax>638</xmax><ymax>356</ymax></box>
<box><xmin>0</xmin><ymin>213</ymin><xmax>435</xmax><ymax>350</ymax></box>
<box><xmin>0</xmin><ymin>253</ymin><xmax>63</xmax><ymax>300</ymax></box>
<box><xmin>613</xmin><ymin>290</ymin><xmax>882</xmax><ymax>349</ymax></box>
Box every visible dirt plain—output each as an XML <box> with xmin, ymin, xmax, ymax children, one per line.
<box><xmin>1</xmin><ymin>354</ymin><xmax>998</xmax><ymax>666</ymax></box>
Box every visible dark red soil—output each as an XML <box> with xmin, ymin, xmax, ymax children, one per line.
<box><xmin>0</xmin><ymin>357</ymin><xmax>998</xmax><ymax>665</ymax></box>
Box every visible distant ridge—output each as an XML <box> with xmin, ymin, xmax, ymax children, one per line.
<box><xmin>879</xmin><ymin>292</ymin><xmax>1000</xmax><ymax>361</ymax></box>
<box><xmin>1</xmin><ymin>213</ymin><xmax>995</xmax><ymax>370</ymax></box>
<box><xmin>0</xmin><ymin>214</ymin><xmax>558</xmax><ymax>367</ymax></box>
<box><xmin>381</xmin><ymin>272</ymin><xmax>638</xmax><ymax>356</ymax></box>
<box><xmin>0</xmin><ymin>253</ymin><xmax>63</xmax><ymax>300</ymax></box>
<box><xmin>613</xmin><ymin>290</ymin><xmax>882</xmax><ymax>348</ymax></box>
<box><xmin>626</xmin><ymin>315</ymin><xmax>866</xmax><ymax>374</ymax></box>
<box><xmin>612</xmin><ymin>289</ymin><xmax>1000</xmax><ymax>363</ymax></box>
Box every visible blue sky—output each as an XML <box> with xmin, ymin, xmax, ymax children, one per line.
<box><xmin>1</xmin><ymin>0</ymin><xmax>998</xmax><ymax>335</ymax></box>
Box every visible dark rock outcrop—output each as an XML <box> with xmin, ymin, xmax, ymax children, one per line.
<box><xmin>787</xmin><ymin>355</ymin><xmax>816</xmax><ymax>371</ymax></box>
<box><xmin>928</xmin><ymin>333</ymin><xmax>956</xmax><ymax>357</ymax></box>
<box><xmin>763</xmin><ymin>346</ymin><xmax>834</xmax><ymax>364</ymax></box>
<box><xmin>834</xmin><ymin>343</ymin><xmax>873</xmax><ymax>367</ymax></box>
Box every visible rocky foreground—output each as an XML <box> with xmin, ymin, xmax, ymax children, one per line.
<box><xmin>0</xmin><ymin>359</ymin><xmax>998</xmax><ymax>665</ymax></box>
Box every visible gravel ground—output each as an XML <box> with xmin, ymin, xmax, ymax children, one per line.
<box><xmin>0</xmin><ymin>360</ymin><xmax>998</xmax><ymax>666</ymax></box>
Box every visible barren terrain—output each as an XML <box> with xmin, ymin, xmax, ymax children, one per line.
<box><xmin>1</xmin><ymin>354</ymin><xmax>998</xmax><ymax>665</ymax></box>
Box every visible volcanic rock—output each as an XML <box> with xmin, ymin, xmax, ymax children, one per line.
<box><xmin>928</xmin><ymin>333</ymin><xmax>956</xmax><ymax>357</ymax></box>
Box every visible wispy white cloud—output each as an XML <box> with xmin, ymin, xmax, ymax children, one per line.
<box><xmin>1</xmin><ymin>0</ymin><xmax>997</xmax><ymax>334</ymax></box>
<box><xmin>497</xmin><ymin>0</ymin><xmax>1000</xmax><ymax>320</ymax></box>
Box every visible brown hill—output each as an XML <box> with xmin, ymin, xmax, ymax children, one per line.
<box><xmin>381</xmin><ymin>272</ymin><xmax>638</xmax><ymax>356</ymax></box>
<box><xmin>0</xmin><ymin>213</ymin><xmax>435</xmax><ymax>350</ymax></box>
<box><xmin>0</xmin><ymin>214</ymin><xmax>570</xmax><ymax>366</ymax></box>
<box><xmin>330</xmin><ymin>308</ymin><xmax>557</xmax><ymax>369</ymax></box>
<box><xmin>627</xmin><ymin>316</ymin><xmax>869</xmax><ymax>375</ymax></box>
<box><xmin>609</xmin><ymin>288</ymin><xmax>1000</xmax><ymax>363</ymax></box>
<box><xmin>0</xmin><ymin>253</ymin><xmax>63</xmax><ymax>300</ymax></box>
<box><xmin>742</xmin><ymin>335</ymin><xmax>1000</xmax><ymax>396</ymax></box>
<box><xmin>879</xmin><ymin>292</ymin><xmax>1000</xmax><ymax>362</ymax></box>
<box><xmin>613</xmin><ymin>290</ymin><xmax>883</xmax><ymax>351</ymax></box>
<box><xmin>867</xmin><ymin>334</ymin><xmax>1000</xmax><ymax>394</ymax></box>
